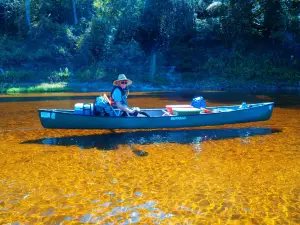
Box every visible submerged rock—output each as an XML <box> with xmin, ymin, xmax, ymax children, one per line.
<box><xmin>132</xmin><ymin>150</ymin><xmax>148</xmax><ymax>157</ymax></box>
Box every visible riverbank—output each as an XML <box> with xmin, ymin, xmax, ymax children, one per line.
<box><xmin>1</xmin><ymin>78</ymin><xmax>300</xmax><ymax>94</ymax></box>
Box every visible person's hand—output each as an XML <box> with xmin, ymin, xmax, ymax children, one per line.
<box><xmin>129</xmin><ymin>108</ymin><xmax>139</xmax><ymax>116</ymax></box>
<box><xmin>132</xmin><ymin>107</ymin><xmax>140</xmax><ymax>112</ymax></box>
<box><xmin>129</xmin><ymin>109</ymin><xmax>136</xmax><ymax>114</ymax></box>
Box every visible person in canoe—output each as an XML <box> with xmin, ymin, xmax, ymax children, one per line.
<box><xmin>110</xmin><ymin>74</ymin><xmax>139</xmax><ymax>116</ymax></box>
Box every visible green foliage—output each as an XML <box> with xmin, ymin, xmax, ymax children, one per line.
<box><xmin>103</xmin><ymin>40</ymin><xmax>146</xmax><ymax>76</ymax></box>
<box><xmin>203</xmin><ymin>57</ymin><xmax>226</xmax><ymax>74</ymax></box>
<box><xmin>0</xmin><ymin>35</ymin><xmax>65</xmax><ymax>67</ymax></box>
<box><xmin>2</xmin><ymin>83</ymin><xmax>72</xmax><ymax>94</ymax></box>
<box><xmin>75</xmin><ymin>68</ymin><xmax>95</xmax><ymax>81</ymax></box>
<box><xmin>206</xmin><ymin>2</ymin><xmax>227</xmax><ymax>17</ymax></box>
<box><xmin>0</xmin><ymin>0</ymin><xmax>299</xmax><ymax>87</ymax></box>
<box><xmin>75</xmin><ymin>65</ymin><xmax>107</xmax><ymax>81</ymax></box>
<box><xmin>0</xmin><ymin>0</ymin><xmax>26</xmax><ymax>35</ymax></box>
<box><xmin>218</xmin><ymin>0</ymin><xmax>254</xmax><ymax>40</ymax></box>
<box><xmin>203</xmin><ymin>50</ymin><xmax>300</xmax><ymax>83</ymax></box>
<box><xmin>180</xmin><ymin>72</ymin><xmax>199</xmax><ymax>81</ymax></box>
<box><xmin>0</xmin><ymin>36</ymin><xmax>27</xmax><ymax>65</ymax></box>
<box><xmin>263</xmin><ymin>0</ymin><xmax>286</xmax><ymax>36</ymax></box>
<box><xmin>31</xmin><ymin>16</ymin><xmax>65</xmax><ymax>39</ymax></box>
<box><xmin>152</xmin><ymin>73</ymin><xmax>170</xmax><ymax>86</ymax></box>
<box><xmin>195</xmin><ymin>18</ymin><xmax>220</xmax><ymax>40</ymax></box>
<box><xmin>0</xmin><ymin>70</ymin><xmax>36</xmax><ymax>82</ymax></box>
<box><xmin>138</xmin><ymin>0</ymin><xmax>196</xmax><ymax>53</ymax></box>
<box><xmin>48</xmin><ymin>67</ymin><xmax>71</xmax><ymax>83</ymax></box>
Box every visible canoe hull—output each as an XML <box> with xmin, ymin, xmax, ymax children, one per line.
<box><xmin>38</xmin><ymin>102</ymin><xmax>274</xmax><ymax>130</ymax></box>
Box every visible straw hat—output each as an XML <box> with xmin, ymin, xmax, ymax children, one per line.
<box><xmin>113</xmin><ymin>74</ymin><xmax>132</xmax><ymax>86</ymax></box>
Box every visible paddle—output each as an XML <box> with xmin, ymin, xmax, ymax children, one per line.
<box><xmin>130</xmin><ymin>107</ymin><xmax>150</xmax><ymax>117</ymax></box>
<box><xmin>137</xmin><ymin>111</ymin><xmax>150</xmax><ymax>117</ymax></box>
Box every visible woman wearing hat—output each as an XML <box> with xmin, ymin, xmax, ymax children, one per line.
<box><xmin>111</xmin><ymin>74</ymin><xmax>138</xmax><ymax>116</ymax></box>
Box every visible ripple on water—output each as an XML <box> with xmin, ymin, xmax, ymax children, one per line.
<box><xmin>80</xmin><ymin>214</ymin><xmax>103</xmax><ymax>223</ymax></box>
<box><xmin>134</xmin><ymin>192</ymin><xmax>143</xmax><ymax>197</ymax></box>
<box><xmin>57</xmin><ymin>199</ymin><xmax>173</xmax><ymax>224</ymax></box>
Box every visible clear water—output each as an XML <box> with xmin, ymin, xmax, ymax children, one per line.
<box><xmin>0</xmin><ymin>91</ymin><xmax>299</xmax><ymax>224</ymax></box>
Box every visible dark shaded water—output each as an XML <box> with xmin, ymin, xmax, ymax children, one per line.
<box><xmin>0</xmin><ymin>91</ymin><xmax>299</xmax><ymax>224</ymax></box>
<box><xmin>22</xmin><ymin>128</ymin><xmax>280</xmax><ymax>151</ymax></box>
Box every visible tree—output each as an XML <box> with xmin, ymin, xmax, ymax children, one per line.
<box><xmin>138</xmin><ymin>0</ymin><xmax>164</xmax><ymax>81</ymax></box>
<box><xmin>25</xmin><ymin>0</ymin><xmax>30</xmax><ymax>27</ymax></box>
<box><xmin>262</xmin><ymin>0</ymin><xmax>285</xmax><ymax>37</ymax></box>
<box><xmin>220</xmin><ymin>0</ymin><xmax>255</xmax><ymax>41</ymax></box>
<box><xmin>71</xmin><ymin>0</ymin><xmax>78</xmax><ymax>25</ymax></box>
<box><xmin>137</xmin><ymin>0</ymin><xmax>196</xmax><ymax>81</ymax></box>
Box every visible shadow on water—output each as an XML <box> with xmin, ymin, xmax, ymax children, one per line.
<box><xmin>21</xmin><ymin>128</ymin><xmax>281</xmax><ymax>156</ymax></box>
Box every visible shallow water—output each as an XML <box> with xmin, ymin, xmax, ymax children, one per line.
<box><xmin>0</xmin><ymin>91</ymin><xmax>299</xmax><ymax>224</ymax></box>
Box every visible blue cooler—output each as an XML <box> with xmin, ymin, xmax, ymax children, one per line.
<box><xmin>74</xmin><ymin>103</ymin><xmax>93</xmax><ymax>115</ymax></box>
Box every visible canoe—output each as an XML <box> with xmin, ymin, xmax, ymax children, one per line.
<box><xmin>38</xmin><ymin>102</ymin><xmax>274</xmax><ymax>130</ymax></box>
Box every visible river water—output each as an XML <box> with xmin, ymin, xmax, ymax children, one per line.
<box><xmin>0</xmin><ymin>91</ymin><xmax>299</xmax><ymax>224</ymax></box>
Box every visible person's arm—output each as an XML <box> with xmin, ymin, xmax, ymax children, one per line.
<box><xmin>115</xmin><ymin>101</ymin><xmax>135</xmax><ymax>114</ymax></box>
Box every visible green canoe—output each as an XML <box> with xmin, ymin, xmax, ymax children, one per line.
<box><xmin>38</xmin><ymin>102</ymin><xmax>274</xmax><ymax>130</ymax></box>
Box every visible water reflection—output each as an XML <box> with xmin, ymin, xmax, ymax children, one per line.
<box><xmin>0</xmin><ymin>95</ymin><xmax>97</xmax><ymax>103</ymax></box>
<box><xmin>1</xmin><ymin>91</ymin><xmax>300</xmax><ymax>108</ymax></box>
<box><xmin>22</xmin><ymin>128</ymin><xmax>280</xmax><ymax>152</ymax></box>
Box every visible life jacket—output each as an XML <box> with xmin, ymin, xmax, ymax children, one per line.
<box><xmin>110</xmin><ymin>86</ymin><xmax>127</xmax><ymax>107</ymax></box>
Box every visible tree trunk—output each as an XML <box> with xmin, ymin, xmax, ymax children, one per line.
<box><xmin>87</xmin><ymin>0</ymin><xmax>92</xmax><ymax>18</ymax></box>
<box><xmin>25</xmin><ymin>0</ymin><xmax>31</xmax><ymax>27</ymax></box>
<box><xmin>149</xmin><ymin>46</ymin><xmax>157</xmax><ymax>81</ymax></box>
<box><xmin>263</xmin><ymin>0</ymin><xmax>283</xmax><ymax>37</ymax></box>
<box><xmin>71</xmin><ymin>0</ymin><xmax>78</xmax><ymax>25</ymax></box>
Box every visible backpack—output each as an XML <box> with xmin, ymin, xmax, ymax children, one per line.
<box><xmin>94</xmin><ymin>96</ymin><xmax>115</xmax><ymax>116</ymax></box>
<box><xmin>191</xmin><ymin>96</ymin><xmax>206</xmax><ymax>108</ymax></box>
